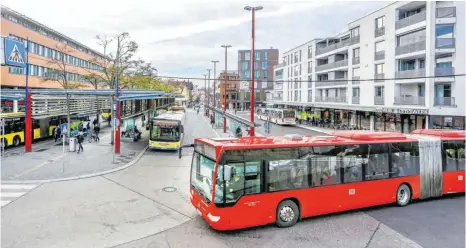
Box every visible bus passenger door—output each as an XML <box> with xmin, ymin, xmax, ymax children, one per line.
<box><xmin>225</xmin><ymin>161</ymin><xmax>267</xmax><ymax>228</ymax></box>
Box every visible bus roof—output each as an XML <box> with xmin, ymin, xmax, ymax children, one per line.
<box><xmin>154</xmin><ymin>112</ymin><xmax>184</xmax><ymax>121</ymax></box>
<box><xmin>196</xmin><ymin>131</ymin><xmax>419</xmax><ymax>150</ymax></box>
<box><xmin>0</xmin><ymin>112</ymin><xmax>25</xmax><ymax>119</ymax></box>
<box><xmin>411</xmin><ymin>129</ymin><xmax>465</xmax><ymax>140</ymax></box>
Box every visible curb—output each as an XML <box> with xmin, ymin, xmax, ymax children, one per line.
<box><xmin>2</xmin><ymin>145</ymin><xmax>149</xmax><ymax>184</ymax></box>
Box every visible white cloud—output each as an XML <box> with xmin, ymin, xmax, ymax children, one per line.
<box><xmin>2</xmin><ymin>0</ymin><xmax>386</xmax><ymax>87</ymax></box>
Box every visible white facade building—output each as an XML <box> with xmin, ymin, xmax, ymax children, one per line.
<box><xmin>271</xmin><ymin>1</ymin><xmax>465</xmax><ymax>132</ymax></box>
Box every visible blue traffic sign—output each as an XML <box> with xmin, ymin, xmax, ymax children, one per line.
<box><xmin>4</xmin><ymin>39</ymin><xmax>26</xmax><ymax>68</ymax></box>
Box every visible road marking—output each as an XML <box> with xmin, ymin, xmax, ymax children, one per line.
<box><xmin>0</xmin><ymin>184</ymin><xmax>37</xmax><ymax>190</ymax></box>
<box><xmin>2</xmin><ymin>192</ymin><xmax>27</xmax><ymax>198</ymax></box>
<box><xmin>1</xmin><ymin>184</ymin><xmax>38</xmax><ymax>208</ymax></box>
<box><xmin>8</xmin><ymin>153</ymin><xmax>67</xmax><ymax>180</ymax></box>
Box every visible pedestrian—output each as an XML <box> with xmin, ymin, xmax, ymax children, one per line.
<box><xmin>54</xmin><ymin>126</ymin><xmax>60</xmax><ymax>142</ymax></box>
<box><xmin>108</xmin><ymin>114</ymin><xmax>112</xmax><ymax>127</ymax></box>
<box><xmin>93</xmin><ymin>118</ymin><xmax>98</xmax><ymax>126</ymax></box>
<box><xmin>86</xmin><ymin>122</ymin><xmax>91</xmax><ymax>137</ymax></box>
<box><xmin>210</xmin><ymin>115</ymin><xmax>215</xmax><ymax>127</ymax></box>
<box><xmin>77</xmin><ymin>131</ymin><xmax>84</xmax><ymax>153</ymax></box>
<box><xmin>94</xmin><ymin>124</ymin><xmax>100</xmax><ymax>142</ymax></box>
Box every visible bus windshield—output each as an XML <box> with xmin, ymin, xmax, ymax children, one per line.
<box><xmin>283</xmin><ymin>110</ymin><xmax>295</xmax><ymax>118</ymax></box>
<box><xmin>150</xmin><ymin>124</ymin><xmax>180</xmax><ymax>141</ymax></box>
<box><xmin>191</xmin><ymin>152</ymin><xmax>215</xmax><ymax>203</ymax></box>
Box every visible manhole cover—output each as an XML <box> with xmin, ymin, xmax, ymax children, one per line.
<box><xmin>8</xmin><ymin>152</ymin><xmax>20</xmax><ymax>156</ymax></box>
<box><xmin>35</xmin><ymin>148</ymin><xmax>48</xmax><ymax>152</ymax></box>
<box><xmin>162</xmin><ymin>187</ymin><xmax>177</xmax><ymax>192</ymax></box>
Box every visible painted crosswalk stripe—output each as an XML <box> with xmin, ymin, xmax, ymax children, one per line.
<box><xmin>1</xmin><ymin>200</ymin><xmax>12</xmax><ymax>207</ymax></box>
<box><xmin>0</xmin><ymin>184</ymin><xmax>37</xmax><ymax>190</ymax></box>
<box><xmin>2</xmin><ymin>192</ymin><xmax>27</xmax><ymax>198</ymax></box>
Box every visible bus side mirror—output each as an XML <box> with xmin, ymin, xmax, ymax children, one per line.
<box><xmin>224</xmin><ymin>165</ymin><xmax>232</xmax><ymax>181</ymax></box>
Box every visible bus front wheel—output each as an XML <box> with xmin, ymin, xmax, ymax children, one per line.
<box><xmin>276</xmin><ymin>199</ymin><xmax>299</xmax><ymax>228</ymax></box>
<box><xmin>396</xmin><ymin>184</ymin><xmax>411</xmax><ymax>207</ymax></box>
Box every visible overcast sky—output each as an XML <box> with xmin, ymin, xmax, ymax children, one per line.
<box><xmin>3</xmin><ymin>0</ymin><xmax>388</xmax><ymax>87</ymax></box>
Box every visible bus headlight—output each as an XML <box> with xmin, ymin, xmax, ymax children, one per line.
<box><xmin>207</xmin><ymin>213</ymin><xmax>220</xmax><ymax>222</ymax></box>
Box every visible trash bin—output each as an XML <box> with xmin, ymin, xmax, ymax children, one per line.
<box><xmin>69</xmin><ymin>137</ymin><xmax>76</xmax><ymax>152</ymax></box>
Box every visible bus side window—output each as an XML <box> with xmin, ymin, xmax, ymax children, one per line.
<box><xmin>362</xmin><ymin>144</ymin><xmax>390</xmax><ymax>181</ymax></box>
<box><xmin>389</xmin><ymin>142</ymin><xmax>420</xmax><ymax>177</ymax></box>
<box><xmin>310</xmin><ymin>146</ymin><xmax>342</xmax><ymax>187</ymax></box>
<box><xmin>442</xmin><ymin>141</ymin><xmax>465</xmax><ymax>171</ymax></box>
<box><xmin>268</xmin><ymin>159</ymin><xmax>308</xmax><ymax>192</ymax></box>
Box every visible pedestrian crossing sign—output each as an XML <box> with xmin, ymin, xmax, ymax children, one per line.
<box><xmin>4</xmin><ymin>38</ymin><xmax>26</xmax><ymax>68</ymax></box>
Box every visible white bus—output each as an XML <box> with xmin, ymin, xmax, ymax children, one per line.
<box><xmin>257</xmin><ymin>108</ymin><xmax>296</xmax><ymax>125</ymax></box>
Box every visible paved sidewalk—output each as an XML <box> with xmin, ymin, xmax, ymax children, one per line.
<box><xmin>1</xmin><ymin>125</ymin><xmax>149</xmax><ymax>182</ymax></box>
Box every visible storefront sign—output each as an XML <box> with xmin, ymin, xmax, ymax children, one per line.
<box><xmin>378</xmin><ymin>108</ymin><xmax>428</xmax><ymax>115</ymax></box>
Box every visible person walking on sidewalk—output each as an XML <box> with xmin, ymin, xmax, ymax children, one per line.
<box><xmin>210</xmin><ymin>114</ymin><xmax>215</xmax><ymax>127</ymax></box>
<box><xmin>77</xmin><ymin>131</ymin><xmax>84</xmax><ymax>153</ymax></box>
<box><xmin>94</xmin><ymin>124</ymin><xmax>100</xmax><ymax>142</ymax></box>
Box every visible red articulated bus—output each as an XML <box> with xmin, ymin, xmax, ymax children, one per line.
<box><xmin>189</xmin><ymin>130</ymin><xmax>465</xmax><ymax>231</ymax></box>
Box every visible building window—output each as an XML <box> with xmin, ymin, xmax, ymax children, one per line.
<box><xmin>418</xmin><ymin>84</ymin><xmax>425</xmax><ymax>97</ymax></box>
<box><xmin>375</xmin><ymin>41</ymin><xmax>385</xmax><ymax>52</ymax></box>
<box><xmin>264</xmin><ymin>52</ymin><xmax>268</xmax><ymax>61</ymax></box>
<box><xmin>244</xmin><ymin>70</ymin><xmax>250</xmax><ymax>79</ymax></box>
<box><xmin>435</xmin><ymin>84</ymin><xmax>451</xmax><ymax>98</ymax></box>
<box><xmin>308</xmin><ymin>90</ymin><xmax>312</xmax><ymax>102</ymax></box>
<box><xmin>255</xmin><ymin>51</ymin><xmax>261</xmax><ymax>60</ymax></box>
<box><xmin>255</xmin><ymin>70</ymin><xmax>260</xmax><ymax>78</ymax></box>
<box><xmin>353</xmin><ymin>87</ymin><xmax>360</xmax><ymax>97</ymax></box>
<box><xmin>436</xmin><ymin>24</ymin><xmax>454</xmax><ymax>38</ymax></box>
<box><xmin>264</xmin><ymin>70</ymin><xmax>268</xmax><ymax>79</ymax></box>
<box><xmin>375</xmin><ymin>86</ymin><xmax>384</xmax><ymax>96</ymax></box>
<box><xmin>254</xmin><ymin>61</ymin><xmax>258</xmax><ymax>69</ymax></box>
<box><xmin>262</xmin><ymin>61</ymin><xmax>267</xmax><ymax>70</ymax></box>
<box><xmin>352</xmin><ymin>67</ymin><xmax>360</xmax><ymax>77</ymax></box>
<box><xmin>375</xmin><ymin>16</ymin><xmax>385</xmax><ymax>29</ymax></box>
<box><xmin>299</xmin><ymin>50</ymin><xmax>302</xmax><ymax>62</ymax></box>
<box><xmin>308</xmin><ymin>61</ymin><xmax>312</xmax><ymax>73</ymax></box>
<box><xmin>375</xmin><ymin>63</ymin><xmax>384</xmax><ymax>74</ymax></box>
<box><xmin>245</xmin><ymin>52</ymin><xmax>251</xmax><ymax>61</ymax></box>
<box><xmin>351</xmin><ymin>27</ymin><xmax>360</xmax><ymax>37</ymax></box>
<box><xmin>8</xmin><ymin>66</ymin><xmax>25</xmax><ymax>75</ymax></box>
<box><xmin>353</xmin><ymin>48</ymin><xmax>360</xmax><ymax>57</ymax></box>
<box><xmin>242</xmin><ymin>61</ymin><xmax>248</xmax><ymax>70</ymax></box>
<box><xmin>308</xmin><ymin>46</ymin><xmax>312</xmax><ymax>58</ymax></box>
<box><xmin>397</xmin><ymin>29</ymin><xmax>426</xmax><ymax>46</ymax></box>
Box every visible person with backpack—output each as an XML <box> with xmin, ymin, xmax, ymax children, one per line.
<box><xmin>77</xmin><ymin>131</ymin><xmax>84</xmax><ymax>153</ymax></box>
<box><xmin>93</xmin><ymin>124</ymin><xmax>100</xmax><ymax>142</ymax></box>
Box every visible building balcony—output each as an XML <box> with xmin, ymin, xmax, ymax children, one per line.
<box><xmin>352</xmin><ymin>96</ymin><xmax>360</xmax><ymax>104</ymax></box>
<box><xmin>352</xmin><ymin>56</ymin><xmax>360</xmax><ymax>65</ymax></box>
<box><xmin>315</xmin><ymin>96</ymin><xmax>347</xmax><ymax>103</ymax></box>
<box><xmin>374</xmin><ymin>73</ymin><xmax>385</xmax><ymax>81</ymax></box>
<box><xmin>375</xmin><ymin>27</ymin><xmax>385</xmax><ymax>37</ymax></box>
<box><xmin>315</xmin><ymin>59</ymin><xmax>348</xmax><ymax>72</ymax></box>
<box><xmin>434</xmin><ymin>97</ymin><xmax>456</xmax><ymax>107</ymax></box>
<box><xmin>395</xmin><ymin>11</ymin><xmax>426</xmax><ymax>30</ymax></box>
<box><xmin>352</xmin><ymin>76</ymin><xmax>360</xmax><ymax>84</ymax></box>
<box><xmin>315</xmin><ymin>79</ymin><xmax>348</xmax><ymax>87</ymax></box>
<box><xmin>394</xmin><ymin>96</ymin><xmax>425</xmax><ymax>106</ymax></box>
<box><xmin>374</xmin><ymin>96</ymin><xmax>384</xmax><ymax>105</ymax></box>
<box><xmin>436</xmin><ymin>38</ymin><xmax>455</xmax><ymax>49</ymax></box>
<box><xmin>273</xmin><ymin>63</ymin><xmax>285</xmax><ymax>69</ymax></box>
<box><xmin>395</xmin><ymin>68</ymin><xmax>425</xmax><ymax>79</ymax></box>
<box><xmin>395</xmin><ymin>40</ymin><xmax>426</xmax><ymax>56</ymax></box>
<box><xmin>374</xmin><ymin>51</ymin><xmax>385</xmax><ymax>61</ymax></box>
<box><xmin>436</xmin><ymin>7</ymin><xmax>456</xmax><ymax>18</ymax></box>
<box><xmin>435</xmin><ymin>67</ymin><xmax>454</xmax><ymax>77</ymax></box>
<box><xmin>315</xmin><ymin>36</ymin><xmax>359</xmax><ymax>56</ymax></box>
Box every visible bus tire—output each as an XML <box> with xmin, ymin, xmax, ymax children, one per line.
<box><xmin>396</xmin><ymin>184</ymin><xmax>411</xmax><ymax>207</ymax></box>
<box><xmin>13</xmin><ymin>136</ymin><xmax>21</xmax><ymax>146</ymax></box>
<box><xmin>276</xmin><ymin>199</ymin><xmax>299</xmax><ymax>228</ymax></box>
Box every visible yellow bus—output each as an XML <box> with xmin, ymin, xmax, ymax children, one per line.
<box><xmin>149</xmin><ymin>112</ymin><xmax>185</xmax><ymax>150</ymax></box>
<box><xmin>102</xmin><ymin>109</ymin><xmax>111</xmax><ymax>120</ymax></box>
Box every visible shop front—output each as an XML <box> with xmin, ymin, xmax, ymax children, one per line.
<box><xmin>374</xmin><ymin>108</ymin><xmax>428</xmax><ymax>133</ymax></box>
<box><xmin>430</xmin><ymin>115</ymin><xmax>465</xmax><ymax>130</ymax></box>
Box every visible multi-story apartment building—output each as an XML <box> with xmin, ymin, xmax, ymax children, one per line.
<box><xmin>0</xmin><ymin>6</ymin><xmax>105</xmax><ymax>92</ymax></box>
<box><xmin>217</xmin><ymin>71</ymin><xmax>239</xmax><ymax>109</ymax></box>
<box><xmin>237</xmin><ymin>48</ymin><xmax>279</xmax><ymax>110</ymax></box>
<box><xmin>271</xmin><ymin>1</ymin><xmax>465</xmax><ymax>132</ymax></box>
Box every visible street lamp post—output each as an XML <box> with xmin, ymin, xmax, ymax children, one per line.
<box><xmin>207</xmin><ymin>69</ymin><xmax>212</xmax><ymax>116</ymax></box>
<box><xmin>244</xmin><ymin>5</ymin><xmax>263</xmax><ymax>137</ymax></box>
<box><xmin>221</xmin><ymin>45</ymin><xmax>232</xmax><ymax>133</ymax></box>
<box><xmin>211</xmin><ymin>60</ymin><xmax>219</xmax><ymax>122</ymax></box>
<box><xmin>203</xmin><ymin>73</ymin><xmax>207</xmax><ymax>116</ymax></box>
